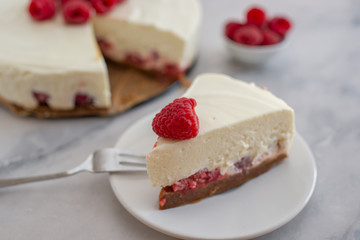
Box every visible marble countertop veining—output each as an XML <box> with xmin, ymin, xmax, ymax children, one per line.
<box><xmin>1</xmin><ymin>0</ymin><xmax>360</xmax><ymax>239</ymax></box>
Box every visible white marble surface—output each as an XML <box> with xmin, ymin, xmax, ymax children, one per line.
<box><xmin>1</xmin><ymin>0</ymin><xmax>359</xmax><ymax>239</ymax></box>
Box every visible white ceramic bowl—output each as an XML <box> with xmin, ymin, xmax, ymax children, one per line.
<box><xmin>224</xmin><ymin>36</ymin><xmax>289</xmax><ymax>65</ymax></box>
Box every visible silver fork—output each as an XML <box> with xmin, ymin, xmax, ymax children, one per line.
<box><xmin>0</xmin><ymin>148</ymin><xmax>147</xmax><ymax>188</ymax></box>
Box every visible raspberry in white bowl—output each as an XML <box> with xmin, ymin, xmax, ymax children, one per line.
<box><xmin>224</xmin><ymin>6</ymin><xmax>292</xmax><ymax>64</ymax></box>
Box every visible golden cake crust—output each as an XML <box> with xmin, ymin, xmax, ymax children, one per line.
<box><xmin>159</xmin><ymin>153</ymin><xmax>287</xmax><ymax>210</ymax></box>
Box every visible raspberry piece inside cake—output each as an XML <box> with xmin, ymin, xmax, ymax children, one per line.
<box><xmin>75</xmin><ymin>93</ymin><xmax>93</xmax><ymax>106</ymax></box>
<box><xmin>159</xmin><ymin>152</ymin><xmax>287</xmax><ymax>210</ymax></box>
<box><xmin>33</xmin><ymin>91</ymin><xmax>50</xmax><ymax>106</ymax></box>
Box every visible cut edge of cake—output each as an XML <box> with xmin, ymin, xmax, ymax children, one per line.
<box><xmin>93</xmin><ymin>0</ymin><xmax>201</xmax><ymax>79</ymax></box>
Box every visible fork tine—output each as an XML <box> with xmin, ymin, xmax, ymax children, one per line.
<box><xmin>118</xmin><ymin>156</ymin><xmax>146</xmax><ymax>166</ymax></box>
<box><xmin>103</xmin><ymin>148</ymin><xmax>146</xmax><ymax>165</ymax></box>
<box><xmin>93</xmin><ymin>148</ymin><xmax>147</xmax><ymax>173</ymax></box>
<box><xmin>118</xmin><ymin>151</ymin><xmax>147</xmax><ymax>159</ymax></box>
<box><xmin>114</xmin><ymin>164</ymin><xmax>147</xmax><ymax>172</ymax></box>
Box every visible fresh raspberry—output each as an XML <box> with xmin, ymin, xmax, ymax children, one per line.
<box><xmin>97</xmin><ymin>38</ymin><xmax>112</xmax><ymax>51</ymax></box>
<box><xmin>172</xmin><ymin>180</ymin><xmax>187</xmax><ymax>192</ymax></box>
<box><xmin>152</xmin><ymin>97</ymin><xmax>199</xmax><ymax>140</ymax></box>
<box><xmin>62</xmin><ymin>0</ymin><xmax>92</xmax><ymax>24</ymax></box>
<box><xmin>163</xmin><ymin>63</ymin><xmax>182</xmax><ymax>78</ymax></box>
<box><xmin>33</xmin><ymin>91</ymin><xmax>49</xmax><ymax>105</ymax></box>
<box><xmin>187</xmin><ymin>179</ymin><xmax>197</xmax><ymax>189</ymax></box>
<box><xmin>233</xmin><ymin>25</ymin><xmax>263</xmax><ymax>45</ymax></box>
<box><xmin>261</xmin><ymin>29</ymin><xmax>282</xmax><ymax>45</ymax></box>
<box><xmin>206</xmin><ymin>168</ymin><xmax>221</xmax><ymax>182</ymax></box>
<box><xmin>75</xmin><ymin>93</ymin><xmax>93</xmax><ymax>106</ymax></box>
<box><xmin>234</xmin><ymin>156</ymin><xmax>252</xmax><ymax>171</ymax></box>
<box><xmin>91</xmin><ymin>0</ymin><xmax>117</xmax><ymax>14</ymax></box>
<box><xmin>159</xmin><ymin>198</ymin><xmax>166</xmax><ymax>208</ymax></box>
<box><xmin>224</xmin><ymin>21</ymin><xmax>243</xmax><ymax>40</ymax></box>
<box><xmin>170</xmin><ymin>167</ymin><xmax>222</xmax><ymax>193</ymax></box>
<box><xmin>246</xmin><ymin>7</ymin><xmax>266</xmax><ymax>28</ymax></box>
<box><xmin>268</xmin><ymin>17</ymin><xmax>292</xmax><ymax>37</ymax></box>
<box><xmin>125</xmin><ymin>53</ymin><xmax>145</xmax><ymax>66</ymax></box>
<box><xmin>28</xmin><ymin>0</ymin><xmax>56</xmax><ymax>21</ymax></box>
<box><xmin>60</xmin><ymin>0</ymin><xmax>70</xmax><ymax>5</ymax></box>
<box><xmin>151</xmin><ymin>51</ymin><xmax>160</xmax><ymax>61</ymax></box>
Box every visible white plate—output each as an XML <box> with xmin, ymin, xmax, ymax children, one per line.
<box><xmin>109</xmin><ymin>113</ymin><xmax>317</xmax><ymax>240</ymax></box>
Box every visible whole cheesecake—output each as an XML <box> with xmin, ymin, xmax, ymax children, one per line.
<box><xmin>93</xmin><ymin>0</ymin><xmax>200</xmax><ymax>79</ymax></box>
<box><xmin>146</xmin><ymin>73</ymin><xmax>295</xmax><ymax>209</ymax></box>
<box><xmin>0</xmin><ymin>0</ymin><xmax>201</xmax><ymax>112</ymax></box>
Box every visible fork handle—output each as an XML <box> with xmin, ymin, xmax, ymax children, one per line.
<box><xmin>0</xmin><ymin>170</ymin><xmax>80</xmax><ymax>188</ymax></box>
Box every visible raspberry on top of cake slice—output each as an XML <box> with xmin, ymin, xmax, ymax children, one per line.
<box><xmin>146</xmin><ymin>73</ymin><xmax>295</xmax><ymax>210</ymax></box>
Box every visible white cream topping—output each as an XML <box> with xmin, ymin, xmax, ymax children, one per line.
<box><xmin>102</xmin><ymin>0</ymin><xmax>200</xmax><ymax>42</ymax></box>
<box><xmin>0</xmin><ymin>0</ymin><xmax>109</xmax><ymax>109</ymax></box>
<box><xmin>93</xmin><ymin>0</ymin><xmax>201</xmax><ymax>68</ymax></box>
<box><xmin>147</xmin><ymin>74</ymin><xmax>295</xmax><ymax>187</ymax></box>
<box><xmin>182</xmin><ymin>74</ymin><xmax>293</xmax><ymax>135</ymax></box>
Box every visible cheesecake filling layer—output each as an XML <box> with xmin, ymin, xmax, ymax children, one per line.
<box><xmin>96</xmin><ymin>35</ymin><xmax>184</xmax><ymax>78</ymax></box>
<box><xmin>161</xmin><ymin>139</ymin><xmax>284</xmax><ymax>193</ymax></box>
<box><xmin>147</xmin><ymin>110</ymin><xmax>294</xmax><ymax>187</ymax></box>
<box><xmin>0</xmin><ymin>61</ymin><xmax>110</xmax><ymax>110</ymax></box>
<box><xmin>0</xmin><ymin>0</ymin><xmax>110</xmax><ymax>110</ymax></box>
<box><xmin>93</xmin><ymin>0</ymin><xmax>201</xmax><ymax>74</ymax></box>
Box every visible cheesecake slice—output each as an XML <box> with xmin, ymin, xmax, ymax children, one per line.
<box><xmin>146</xmin><ymin>73</ymin><xmax>295</xmax><ymax>209</ymax></box>
<box><xmin>93</xmin><ymin>0</ymin><xmax>201</xmax><ymax>79</ymax></box>
<box><xmin>0</xmin><ymin>0</ymin><xmax>110</xmax><ymax>110</ymax></box>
